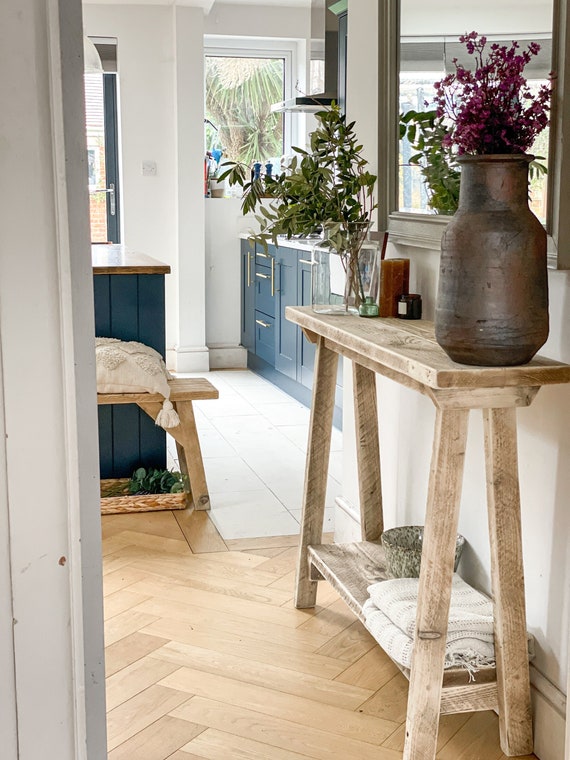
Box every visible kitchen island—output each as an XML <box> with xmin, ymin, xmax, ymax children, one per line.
<box><xmin>92</xmin><ymin>244</ymin><xmax>170</xmax><ymax>478</ymax></box>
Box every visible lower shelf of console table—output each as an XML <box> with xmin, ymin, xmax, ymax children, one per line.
<box><xmin>308</xmin><ymin>541</ymin><xmax>498</xmax><ymax>712</ymax></box>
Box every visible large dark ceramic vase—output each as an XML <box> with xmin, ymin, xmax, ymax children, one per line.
<box><xmin>435</xmin><ymin>154</ymin><xmax>549</xmax><ymax>366</ymax></box>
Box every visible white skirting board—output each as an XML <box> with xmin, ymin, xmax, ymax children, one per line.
<box><xmin>530</xmin><ymin>666</ymin><xmax>566</xmax><ymax>760</ymax></box>
<box><xmin>208</xmin><ymin>345</ymin><xmax>247</xmax><ymax>369</ymax></box>
<box><xmin>166</xmin><ymin>345</ymin><xmax>210</xmax><ymax>372</ymax></box>
<box><xmin>334</xmin><ymin>496</ymin><xmax>567</xmax><ymax>760</ymax></box>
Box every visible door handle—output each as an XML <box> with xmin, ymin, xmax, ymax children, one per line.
<box><xmin>256</xmin><ymin>273</ymin><xmax>271</xmax><ymax>279</ymax></box>
<box><xmin>109</xmin><ymin>183</ymin><xmax>116</xmax><ymax>216</ymax></box>
<box><xmin>89</xmin><ymin>185</ymin><xmax>116</xmax><ymax>217</ymax></box>
<box><xmin>255</xmin><ymin>319</ymin><xmax>271</xmax><ymax>328</ymax></box>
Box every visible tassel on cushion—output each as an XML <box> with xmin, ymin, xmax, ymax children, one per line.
<box><xmin>155</xmin><ymin>399</ymin><xmax>180</xmax><ymax>429</ymax></box>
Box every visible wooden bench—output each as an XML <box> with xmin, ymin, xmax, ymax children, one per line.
<box><xmin>97</xmin><ymin>377</ymin><xmax>219</xmax><ymax>512</ymax></box>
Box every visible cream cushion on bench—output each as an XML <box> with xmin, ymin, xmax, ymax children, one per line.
<box><xmin>95</xmin><ymin>337</ymin><xmax>179</xmax><ymax>428</ymax></box>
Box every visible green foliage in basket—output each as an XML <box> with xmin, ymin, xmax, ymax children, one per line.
<box><xmin>129</xmin><ymin>467</ymin><xmax>185</xmax><ymax>495</ymax></box>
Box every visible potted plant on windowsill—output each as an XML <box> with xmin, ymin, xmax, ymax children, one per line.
<box><xmin>219</xmin><ymin>103</ymin><xmax>378</xmax><ymax>313</ymax></box>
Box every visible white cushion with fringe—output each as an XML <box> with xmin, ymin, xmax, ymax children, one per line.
<box><xmin>363</xmin><ymin>574</ymin><xmax>534</xmax><ymax>678</ymax></box>
<box><xmin>95</xmin><ymin>337</ymin><xmax>180</xmax><ymax>429</ymax></box>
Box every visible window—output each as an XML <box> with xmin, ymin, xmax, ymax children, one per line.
<box><xmin>204</xmin><ymin>40</ymin><xmax>296</xmax><ymax>173</ymax></box>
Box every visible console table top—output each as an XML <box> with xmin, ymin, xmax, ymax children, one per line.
<box><xmin>285</xmin><ymin>305</ymin><xmax>570</xmax><ymax>391</ymax></box>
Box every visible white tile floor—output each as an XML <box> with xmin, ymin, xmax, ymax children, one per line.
<box><xmin>167</xmin><ymin>370</ymin><xmax>342</xmax><ymax>540</ymax></box>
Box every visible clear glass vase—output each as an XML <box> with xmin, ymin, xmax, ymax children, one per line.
<box><xmin>311</xmin><ymin>231</ymin><xmax>380</xmax><ymax>315</ymax></box>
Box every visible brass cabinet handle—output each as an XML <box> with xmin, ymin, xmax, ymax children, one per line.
<box><xmin>256</xmin><ymin>272</ymin><xmax>271</xmax><ymax>279</ymax></box>
<box><xmin>256</xmin><ymin>251</ymin><xmax>272</xmax><ymax>259</ymax></box>
<box><xmin>255</xmin><ymin>319</ymin><xmax>271</xmax><ymax>328</ymax></box>
<box><xmin>270</xmin><ymin>257</ymin><xmax>275</xmax><ymax>297</ymax></box>
<box><xmin>298</xmin><ymin>258</ymin><xmax>314</xmax><ymax>265</ymax></box>
<box><xmin>247</xmin><ymin>253</ymin><xmax>253</xmax><ymax>286</ymax></box>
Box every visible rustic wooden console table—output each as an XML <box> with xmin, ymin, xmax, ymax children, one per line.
<box><xmin>285</xmin><ymin>305</ymin><xmax>570</xmax><ymax>760</ymax></box>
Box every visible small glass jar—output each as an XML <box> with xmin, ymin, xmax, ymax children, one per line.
<box><xmin>398</xmin><ymin>293</ymin><xmax>422</xmax><ymax>320</ymax></box>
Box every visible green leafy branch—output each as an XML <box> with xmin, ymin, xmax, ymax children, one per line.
<box><xmin>400</xmin><ymin>108</ymin><xmax>460</xmax><ymax>215</ymax></box>
<box><xmin>218</xmin><ymin>104</ymin><xmax>377</xmax><ymax>306</ymax></box>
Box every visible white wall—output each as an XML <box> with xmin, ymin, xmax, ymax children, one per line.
<box><xmin>84</xmin><ymin>0</ymin><xmax>311</xmax><ymax>370</ymax></box>
<box><xmin>83</xmin><ymin>2</ymin><xmax>209</xmax><ymax>370</ymax></box>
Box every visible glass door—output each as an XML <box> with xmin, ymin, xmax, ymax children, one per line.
<box><xmin>85</xmin><ymin>61</ymin><xmax>121</xmax><ymax>242</ymax></box>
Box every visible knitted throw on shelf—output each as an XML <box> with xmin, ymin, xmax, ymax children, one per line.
<box><xmin>95</xmin><ymin>337</ymin><xmax>180</xmax><ymax>429</ymax></box>
<box><xmin>363</xmin><ymin>574</ymin><xmax>497</xmax><ymax>676</ymax></box>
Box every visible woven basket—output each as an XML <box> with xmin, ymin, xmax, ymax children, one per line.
<box><xmin>100</xmin><ymin>478</ymin><xmax>188</xmax><ymax>514</ymax></box>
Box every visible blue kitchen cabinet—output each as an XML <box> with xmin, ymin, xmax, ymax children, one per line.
<box><xmin>274</xmin><ymin>246</ymin><xmax>298</xmax><ymax>379</ymax></box>
<box><xmin>241</xmin><ymin>239</ymin><xmax>342</xmax><ymax>427</ymax></box>
<box><xmin>297</xmin><ymin>252</ymin><xmax>316</xmax><ymax>389</ymax></box>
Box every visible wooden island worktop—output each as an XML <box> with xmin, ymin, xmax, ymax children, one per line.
<box><xmin>92</xmin><ymin>243</ymin><xmax>171</xmax><ymax>275</ymax></box>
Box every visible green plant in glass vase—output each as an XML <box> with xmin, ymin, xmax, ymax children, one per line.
<box><xmin>219</xmin><ymin>103</ymin><xmax>377</xmax><ymax>310</ymax></box>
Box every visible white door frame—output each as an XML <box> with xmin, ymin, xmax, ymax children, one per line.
<box><xmin>0</xmin><ymin>0</ymin><xmax>107</xmax><ymax>756</ymax></box>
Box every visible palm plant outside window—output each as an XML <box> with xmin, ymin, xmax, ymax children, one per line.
<box><xmin>205</xmin><ymin>55</ymin><xmax>285</xmax><ymax>167</ymax></box>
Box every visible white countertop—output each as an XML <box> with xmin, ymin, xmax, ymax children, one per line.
<box><xmin>238</xmin><ymin>233</ymin><xmax>319</xmax><ymax>252</ymax></box>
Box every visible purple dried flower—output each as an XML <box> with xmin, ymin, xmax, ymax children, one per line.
<box><xmin>432</xmin><ymin>32</ymin><xmax>552</xmax><ymax>155</ymax></box>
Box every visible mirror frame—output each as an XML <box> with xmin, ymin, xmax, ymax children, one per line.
<box><xmin>377</xmin><ymin>0</ymin><xmax>570</xmax><ymax>268</ymax></box>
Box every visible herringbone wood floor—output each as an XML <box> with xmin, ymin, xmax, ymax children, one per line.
<box><xmin>102</xmin><ymin>508</ymin><xmax>537</xmax><ymax>760</ymax></box>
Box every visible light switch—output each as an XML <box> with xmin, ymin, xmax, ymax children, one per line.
<box><xmin>142</xmin><ymin>160</ymin><xmax>157</xmax><ymax>176</ymax></box>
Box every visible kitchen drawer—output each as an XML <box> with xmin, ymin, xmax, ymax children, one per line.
<box><xmin>255</xmin><ymin>248</ymin><xmax>275</xmax><ymax>266</ymax></box>
<box><xmin>255</xmin><ymin>263</ymin><xmax>275</xmax><ymax>318</ymax></box>
<box><xmin>254</xmin><ymin>310</ymin><xmax>275</xmax><ymax>364</ymax></box>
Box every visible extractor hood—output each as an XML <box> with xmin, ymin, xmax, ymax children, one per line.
<box><xmin>271</xmin><ymin>0</ymin><xmax>340</xmax><ymax>113</ymax></box>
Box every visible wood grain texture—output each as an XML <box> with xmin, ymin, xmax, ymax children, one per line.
<box><xmin>294</xmin><ymin>337</ymin><xmax>339</xmax><ymax>608</ymax></box>
<box><xmin>173</xmin><ymin>508</ymin><xmax>227</xmax><ymax>554</ymax></box>
<box><xmin>92</xmin><ymin>244</ymin><xmax>171</xmax><ymax>274</ymax></box>
<box><xmin>353</xmin><ymin>362</ymin><xmax>383</xmax><ymax>540</ymax></box>
<box><xmin>483</xmin><ymin>407</ymin><xmax>534</xmax><ymax>756</ymax></box>
<box><xmin>107</xmin><ymin>715</ymin><xmax>204</xmax><ymax>760</ymax></box>
<box><xmin>101</xmin><ymin>511</ymin><xmax>537</xmax><ymax>760</ymax></box>
<box><xmin>308</xmin><ymin>542</ymin><xmax>389</xmax><ymax>616</ymax></box>
<box><xmin>97</xmin><ymin>377</ymin><xmax>219</xmax><ymax>405</ymax></box>
<box><xmin>285</xmin><ymin>306</ymin><xmax>570</xmax><ymax>390</ymax></box>
<box><xmin>403</xmin><ymin>408</ymin><xmax>469</xmax><ymax>760</ymax></box>
<box><xmin>439</xmin><ymin>683</ymin><xmax>499</xmax><ymax>715</ymax></box>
